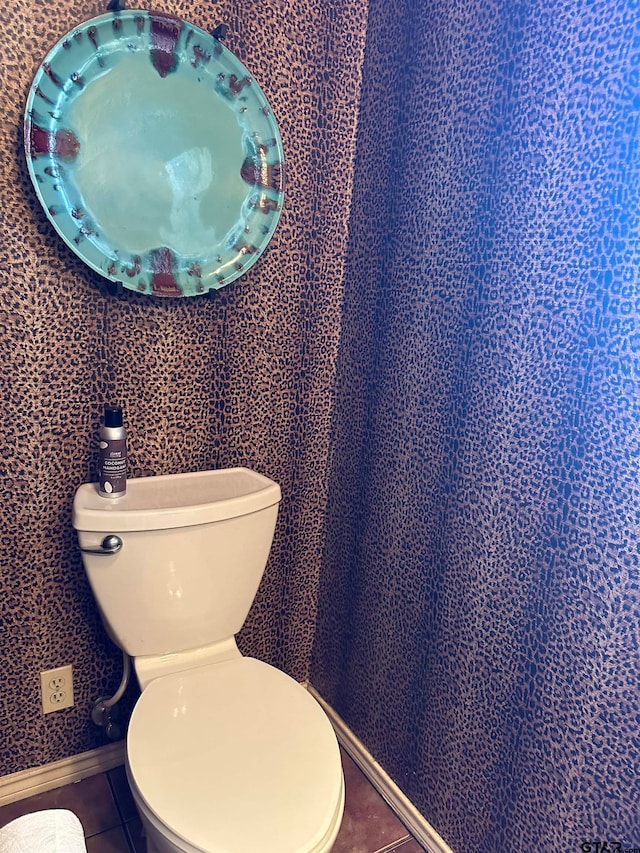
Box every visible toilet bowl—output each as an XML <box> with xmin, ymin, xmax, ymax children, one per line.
<box><xmin>127</xmin><ymin>657</ymin><xmax>344</xmax><ymax>853</ymax></box>
<box><xmin>72</xmin><ymin>468</ymin><xmax>344</xmax><ymax>853</ymax></box>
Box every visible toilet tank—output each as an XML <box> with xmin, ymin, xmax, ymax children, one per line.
<box><xmin>72</xmin><ymin>468</ymin><xmax>281</xmax><ymax>658</ymax></box>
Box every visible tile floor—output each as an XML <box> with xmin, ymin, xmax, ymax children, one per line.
<box><xmin>0</xmin><ymin>748</ymin><xmax>424</xmax><ymax>852</ymax></box>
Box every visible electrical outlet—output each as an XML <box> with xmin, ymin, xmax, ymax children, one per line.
<box><xmin>41</xmin><ymin>665</ymin><xmax>74</xmax><ymax>714</ymax></box>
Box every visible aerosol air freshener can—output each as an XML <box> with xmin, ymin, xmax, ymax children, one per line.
<box><xmin>98</xmin><ymin>404</ymin><xmax>127</xmax><ymax>498</ymax></box>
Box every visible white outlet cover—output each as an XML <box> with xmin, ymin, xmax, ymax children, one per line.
<box><xmin>41</xmin><ymin>665</ymin><xmax>74</xmax><ymax>714</ymax></box>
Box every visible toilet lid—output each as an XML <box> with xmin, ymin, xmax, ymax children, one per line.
<box><xmin>127</xmin><ymin>657</ymin><xmax>343</xmax><ymax>853</ymax></box>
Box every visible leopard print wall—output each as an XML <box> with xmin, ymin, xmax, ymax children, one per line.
<box><xmin>0</xmin><ymin>0</ymin><xmax>368</xmax><ymax>775</ymax></box>
<box><xmin>313</xmin><ymin>0</ymin><xmax>640</xmax><ymax>850</ymax></box>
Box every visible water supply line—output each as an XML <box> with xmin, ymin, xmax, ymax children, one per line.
<box><xmin>91</xmin><ymin>650</ymin><xmax>131</xmax><ymax>740</ymax></box>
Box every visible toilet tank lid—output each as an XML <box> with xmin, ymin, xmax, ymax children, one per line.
<box><xmin>72</xmin><ymin>467</ymin><xmax>281</xmax><ymax>532</ymax></box>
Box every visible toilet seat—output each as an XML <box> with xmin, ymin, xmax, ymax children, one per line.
<box><xmin>127</xmin><ymin>656</ymin><xmax>344</xmax><ymax>853</ymax></box>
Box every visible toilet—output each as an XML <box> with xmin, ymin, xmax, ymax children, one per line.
<box><xmin>72</xmin><ymin>468</ymin><xmax>345</xmax><ymax>853</ymax></box>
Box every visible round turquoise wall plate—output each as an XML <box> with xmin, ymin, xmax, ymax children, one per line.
<box><xmin>24</xmin><ymin>10</ymin><xmax>284</xmax><ymax>297</ymax></box>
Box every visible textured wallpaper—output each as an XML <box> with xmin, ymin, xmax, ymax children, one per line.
<box><xmin>5</xmin><ymin>0</ymin><xmax>640</xmax><ymax>849</ymax></box>
<box><xmin>0</xmin><ymin>0</ymin><xmax>366</xmax><ymax>774</ymax></box>
<box><xmin>313</xmin><ymin>0</ymin><xmax>640</xmax><ymax>850</ymax></box>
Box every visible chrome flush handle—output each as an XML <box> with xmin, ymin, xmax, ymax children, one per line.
<box><xmin>79</xmin><ymin>535</ymin><xmax>123</xmax><ymax>556</ymax></box>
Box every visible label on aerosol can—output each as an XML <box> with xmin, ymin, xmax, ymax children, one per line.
<box><xmin>98</xmin><ymin>404</ymin><xmax>128</xmax><ymax>498</ymax></box>
<box><xmin>99</xmin><ymin>437</ymin><xmax>127</xmax><ymax>496</ymax></box>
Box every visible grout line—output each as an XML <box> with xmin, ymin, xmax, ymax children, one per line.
<box><xmin>123</xmin><ymin>820</ymin><xmax>139</xmax><ymax>853</ymax></box>
<box><xmin>105</xmin><ymin>770</ymin><xmax>127</xmax><ymax>826</ymax></box>
<box><xmin>373</xmin><ymin>833</ymin><xmax>413</xmax><ymax>853</ymax></box>
<box><xmin>105</xmin><ymin>770</ymin><xmax>139</xmax><ymax>853</ymax></box>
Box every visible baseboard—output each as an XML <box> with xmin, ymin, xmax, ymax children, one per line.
<box><xmin>0</xmin><ymin>741</ymin><xmax>126</xmax><ymax>806</ymax></box>
<box><xmin>308</xmin><ymin>685</ymin><xmax>455</xmax><ymax>853</ymax></box>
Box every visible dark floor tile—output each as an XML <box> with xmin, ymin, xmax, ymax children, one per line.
<box><xmin>332</xmin><ymin>750</ymin><xmax>410</xmax><ymax>853</ymax></box>
<box><xmin>0</xmin><ymin>773</ymin><xmax>120</xmax><ymax>838</ymax></box>
<box><xmin>107</xmin><ymin>765</ymin><xmax>138</xmax><ymax>822</ymax></box>
<box><xmin>85</xmin><ymin>825</ymin><xmax>131</xmax><ymax>853</ymax></box>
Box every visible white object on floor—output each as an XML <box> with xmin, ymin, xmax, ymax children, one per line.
<box><xmin>0</xmin><ymin>809</ymin><xmax>87</xmax><ymax>853</ymax></box>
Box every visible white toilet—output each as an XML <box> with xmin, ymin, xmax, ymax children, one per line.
<box><xmin>72</xmin><ymin>468</ymin><xmax>345</xmax><ymax>853</ymax></box>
